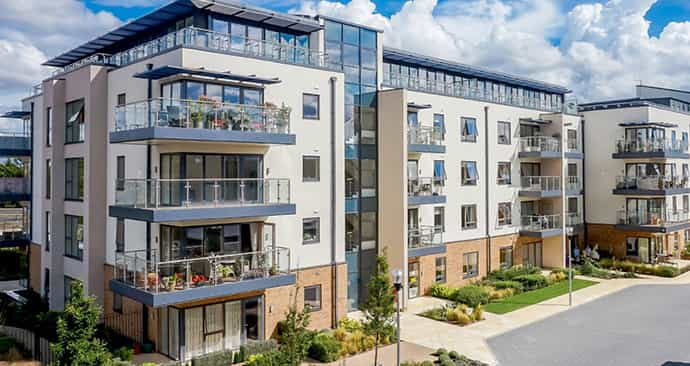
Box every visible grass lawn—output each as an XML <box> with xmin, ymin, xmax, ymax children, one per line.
<box><xmin>484</xmin><ymin>279</ymin><xmax>598</xmax><ymax>314</ymax></box>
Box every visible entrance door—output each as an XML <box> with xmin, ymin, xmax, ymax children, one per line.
<box><xmin>408</xmin><ymin>262</ymin><xmax>419</xmax><ymax>299</ymax></box>
<box><xmin>407</xmin><ymin>160</ymin><xmax>419</xmax><ymax>194</ymax></box>
<box><xmin>523</xmin><ymin>242</ymin><xmax>543</xmax><ymax>267</ymax></box>
<box><xmin>408</xmin><ymin>209</ymin><xmax>419</xmax><ymax>248</ymax></box>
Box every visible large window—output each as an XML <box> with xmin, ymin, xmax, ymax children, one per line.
<box><xmin>304</xmin><ymin>285</ymin><xmax>322</xmax><ymax>311</ymax></box>
<box><xmin>116</xmin><ymin>156</ymin><xmax>125</xmax><ymax>191</ymax></box>
<box><xmin>497</xmin><ymin>162</ymin><xmax>511</xmax><ymax>185</ymax></box>
<box><xmin>567</xmin><ymin>129</ymin><xmax>578</xmax><ymax>150</ymax></box>
<box><xmin>462</xmin><ymin>161</ymin><xmax>478</xmax><ymax>185</ymax></box>
<box><xmin>434</xmin><ymin>160</ymin><xmax>446</xmax><ymax>184</ymax></box>
<box><xmin>65</xmin><ymin>158</ymin><xmax>84</xmax><ymax>201</ymax></box>
<box><xmin>302</xmin><ymin>156</ymin><xmax>320</xmax><ymax>182</ymax></box>
<box><xmin>65</xmin><ymin>99</ymin><xmax>85</xmax><ymax>143</ymax></box>
<box><xmin>497</xmin><ymin>121</ymin><xmax>511</xmax><ymax>144</ymax></box>
<box><xmin>500</xmin><ymin>247</ymin><xmax>513</xmax><ymax>269</ymax></box>
<box><xmin>463</xmin><ymin>252</ymin><xmax>479</xmax><ymax>278</ymax></box>
<box><xmin>461</xmin><ymin>117</ymin><xmax>478</xmax><ymax>142</ymax></box>
<box><xmin>462</xmin><ymin>205</ymin><xmax>477</xmax><ymax>229</ymax></box>
<box><xmin>303</xmin><ymin>218</ymin><xmax>320</xmax><ymax>244</ymax></box>
<box><xmin>434</xmin><ymin>206</ymin><xmax>445</xmax><ymax>232</ymax></box>
<box><xmin>161</xmin><ymin>81</ymin><xmax>262</xmax><ymax>105</ymax></box>
<box><xmin>302</xmin><ymin>94</ymin><xmax>320</xmax><ymax>120</ymax></box>
<box><xmin>498</xmin><ymin>202</ymin><xmax>512</xmax><ymax>227</ymax></box>
<box><xmin>65</xmin><ymin>215</ymin><xmax>84</xmax><ymax>260</ymax></box>
<box><xmin>116</xmin><ymin>218</ymin><xmax>125</xmax><ymax>253</ymax></box>
<box><xmin>435</xmin><ymin>257</ymin><xmax>446</xmax><ymax>283</ymax></box>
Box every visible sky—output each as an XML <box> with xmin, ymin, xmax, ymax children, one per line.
<box><xmin>2</xmin><ymin>0</ymin><xmax>690</xmax><ymax>129</ymax></box>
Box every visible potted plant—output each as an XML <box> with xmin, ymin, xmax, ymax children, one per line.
<box><xmin>218</xmin><ymin>264</ymin><xmax>236</xmax><ymax>282</ymax></box>
<box><xmin>161</xmin><ymin>275</ymin><xmax>175</xmax><ymax>291</ymax></box>
<box><xmin>269</xmin><ymin>265</ymin><xmax>278</xmax><ymax>276</ymax></box>
<box><xmin>147</xmin><ymin>273</ymin><xmax>158</xmax><ymax>289</ymax></box>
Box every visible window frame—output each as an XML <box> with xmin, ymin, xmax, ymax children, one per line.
<box><xmin>462</xmin><ymin>204</ymin><xmax>478</xmax><ymax>230</ymax></box>
<box><xmin>302</xmin><ymin>93</ymin><xmax>320</xmax><ymax>120</ymax></box>
<box><xmin>499</xmin><ymin>246</ymin><xmax>513</xmax><ymax>269</ymax></box>
<box><xmin>65</xmin><ymin>98</ymin><xmax>85</xmax><ymax>144</ymax></box>
<box><xmin>45</xmin><ymin>211</ymin><xmax>51</xmax><ymax>252</ymax></box>
<box><xmin>498</xmin><ymin>202</ymin><xmax>512</xmax><ymax>227</ymax></box>
<box><xmin>461</xmin><ymin>117</ymin><xmax>478</xmax><ymax>142</ymax></box>
<box><xmin>113</xmin><ymin>293</ymin><xmax>123</xmax><ymax>314</ymax></box>
<box><xmin>497</xmin><ymin>121</ymin><xmax>511</xmax><ymax>145</ymax></box>
<box><xmin>434</xmin><ymin>206</ymin><xmax>445</xmax><ymax>233</ymax></box>
<box><xmin>116</xmin><ymin>218</ymin><xmax>125</xmax><ymax>253</ymax></box>
<box><xmin>461</xmin><ymin>161</ymin><xmax>479</xmax><ymax>186</ymax></box>
<box><xmin>304</xmin><ymin>285</ymin><xmax>322</xmax><ymax>311</ymax></box>
<box><xmin>497</xmin><ymin>162</ymin><xmax>511</xmax><ymax>185</ymax></box>
<box><xmin>435</xmin><ymin>257</ymin><xmax>446</xmax><ymax>283</ymax></box>
<box><xmin>302</xmin><ymin>217</ymin><xmax>320</xmax><ymax>244</ymax></box>
<box><xmin>64</xmin><ymin>158</ymin><xmax>84</xmax><ymax>201</ymax></box>
<box><xmin>46</xmin><ymin>107</ymin><xmax>52</xmax><ymax>147</ymax></box>
<box><xmin>463</xmin><ymin>251</ymin><xmax>479</xmax><ymax>279</ymax></box>
<box><xmin>46</xmin><ymin>159</ymin><xmax>52</xmax><ymax>199</ymax></box>
<box><xmin>116</xmin><ymin>156</ymin><xmax>125</xmax><ymax>191</ymax></box>
<box><xmin>302</xmin><ymin>155</ymin><xmax>320</xmax><ymax>182</ymax></box>
<box><xmin>64</xmin><ymin>215</ymin><xmax>84</xmax><ymax>260</ymax></box>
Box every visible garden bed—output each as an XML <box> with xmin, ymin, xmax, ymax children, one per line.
<box><xmin>598</xmin><ymin>258</ymin><xmax>690</xmax><ymax>278</ymax></box>
<box><xmin>483</xmin><ymin>279</ymin><xmax>597</xmax><ymax>314</ymax></box>
<box><xmin>419</xmin><ymin>303</ymin><xmax>484</xmax><ymax>326</ymax></box>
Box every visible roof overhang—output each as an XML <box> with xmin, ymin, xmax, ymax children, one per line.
<box><xmin>520</xmin><ymin>117</ymin><xmax>552</xmax><ymax>125</ymax></box>
<box><xmin>407</xmin><ymin>102</ymin><xmax>432</xmax><ymax>110</ymax></box>
<box><xmin>0</xmin><ymin>111</ymin><xmax>31</xmax><ymax>119</ymax></box>
<box><xmin>133</xmin><ymin>65</ymin><xmax>281</xmax><ymax>84</ymax></box>
<box><xmin>618</xmin><ymin>121</ymin><xmax>677</xmax><ymax>128</ymax></box>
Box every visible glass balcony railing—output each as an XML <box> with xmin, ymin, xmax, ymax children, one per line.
<box><xmin>615</xmin><ymin>175</ymin><xmax>690</xmax><ymax>191</ymax></box>
<box><xmin>616</xmin><ymin>209</ymin><xmax>689</xmax><ymax>226</ymax></box>
<box><xmin>520</xmin><ymin>176</ymin><xmax>560</xmax><ymax>191</ymax></box>
<box><xmin>519</xmin><ymin>136</ymin><xmax>561</xmax><ymax>154</ymax></box>
<box><xmin>114</xmin><ymin>98</ymin><xmax>290</xmax><ymax>134</ymax></box>
<box><xmin>408</xmin><ymin>125</ymin><xmax>444</xmax><ymax>146</ymax></box>
<box><xmin>614</xmin><ymin>138</ymin><xmax>688</xmax><ymax>154</ymax></box>
<box><xmin>408</xmin><ymin>177</ymin><xmax>445</xmax><ymax>197</ymax></box>
<box><xmin>0</xmin><ymin>177</ymin><xmax>31</xmax><ymax>195</ymax></box>
<box><xmin>521</xmin><ymin>214</ymin><xmax>562</xmax><ymax>232</ymax></box>
<box><xmin>114</xmin><ymin>178</ymin><xmax>290</xmax><ymax>209</ymax></box>
<box><xmin>0</xmin><ymin>130</ymin><xmax>30</xmax><ymax>138</ymax></box>
<box><xmin>0</xmin><ymin>210</ymin><xmax>29</xmax><ymax>241</ymax></box>
<box><xmin>566</xmin><ymin>212</ymin><xmax>582</xmax><ymax>227</ymax></box>
<box><xmin>113</xmin><ymin>247</ymin><xmax>291</xmax><ymax>294</ymax></box>
<box><xmin>408</xmin><ymin>226</ymin><xmax>443</xmax><ymax>250</ymax></box>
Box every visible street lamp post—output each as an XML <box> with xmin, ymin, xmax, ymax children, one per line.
<box><xmin>566</xmin><ymin>226</ymin><xmax>574</xmax><ymax>306</ymax></box>
<box><xmin>392</xmin><ymin>269</ymin><xmax>403</xmax><ymax>366</ymax></box>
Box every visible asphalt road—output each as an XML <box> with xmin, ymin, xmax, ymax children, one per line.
<box><xmin>487</xmin><ymin>284</ymin><xmax>690</xmax><ymax>366</ymax></box>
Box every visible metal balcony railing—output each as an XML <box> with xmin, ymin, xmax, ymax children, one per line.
<box><xmin>113</xmin><ymin>247</ymin><xmax>291</xmax><ymax>293</ymax></box>
<box><xmin>114</xmin><ymin>178</ymin><xmax>290</xmax><ymax>209</ymax></box>
<box><xmin>408</xmin><ymin>177</ymin><xmax>445</xmax><ymax>197</ymax></box>
<box><xmin>614</xmin><ymin>138</ymin><xmax>688</xmax><ymax>154</ymax></box>
<box><xmin>408</xmin><ymin>125</ymin><xmax>444</xmax><ymax>146</ymax></box>
<box><xmin>521</xmin><ymin>214</ymin><xmax>562</xmax><ymax>232</ymax></box>
<box><xmin>114</xmin><ymin>98</ymin><xmax>290</xmax><ymax>134</ymax></box>
<box><xmin>566</xmin><ymin>212</ymin><xmax>582</xmax><ymax>226</ymax></box>
<box><xmin>0</xmin><ymin>130</ymin><xmax>30</xmax><ymax>138</ymax></box>
<box><xmin>519</xmin><ymin>136</ymin><xmax>561</xmax><ymax>153</ymax></box>
<box><xmin>520</xmin><ymin>176</ymin><xmax>560</xmax><ymax>191</ymax></box>
<box><xmin>616</xmin><ymin>209</ymin><xmax>689</xmax><ymax>226</ymax></box>
<box><xmin>408</xmin><ymin>226</ymin><xmax>443</xmax><ymax>249</ymax></box>
<box><xmin>615</xmin><ymin>175</ymin><xmax>690</xmax><ymax>191</ymax></box>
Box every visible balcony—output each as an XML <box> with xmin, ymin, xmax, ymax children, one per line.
<box><xmin>408</xmin><ymin>177</ymin><xmax>446</xmax><ymax>205</ymax></box>
<box><xmin>614</xmin><ymin>175</ymin><xmax>690</xmax><ymax>195</ymax></box>
<box><xmin>566</xmin><ymin>212</ymin><xmax>583</xmax><ymax>228</ymax></box>
<box><xmin>0</xmin><ymin>210</ymin><xmax>29</xmax><ymax>246</ymax></box>
<box><xmin>0</xmin><ymin>131</ymin><xmax>30</xmax><ymax>157</ymax></box>
<box><xmin>613</xmin><ymin>139</ymin><xmax>689</xmax><ymax>159</ymax></box>
<box><xmin>520</xmin><ymin>214</ymin><xmax>562</xmax><ymax>238</ymax></box>
<box><xmin>408</xmin><ymin>126</ymin><xmax>445</xmax><ymax>153</ymax></box>
<box><xmin>408</xmin><ymin>226</ymin><xmax>445</xmax><ymax>257</ymax></box>
<box><xmin>111</xmin><ymin>98</ymin><xmax>294</xmax><ymax>145</ymax></box>
<box><xmin>109</xmin><ymin>178</ymin><xmax>294</xmax><ymax>222</ymax></box>
<box><xmin>110</xmin><ymin>247</ymin><xmax>293</xmax><ymax>307</ymax></box>
<box><xmin>615</xmin><ymin>209</ymin><xmax>690</xmax><ymax>233</ymax></box>
<box><xmin>0</xmin><ymin>177</ymin><xmax>31</xmax><ymax>201</ymax></box>
<box><xmin>518</xmin><ymin>136</ymin><xmax>562</xmax><ymax>159</ymax></box>
<box><xmin>519</xmin><ymin>176</ymin><xmax>581</xmax><ymax>198</ymax></box>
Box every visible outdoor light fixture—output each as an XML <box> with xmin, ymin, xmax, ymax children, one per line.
<box><xmin>392</xmin><ymin>269</ymin><xmax>403</xmax><ymax>366</ymax></box>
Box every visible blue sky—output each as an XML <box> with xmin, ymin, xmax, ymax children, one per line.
<box><xmin>84</xmin><ymin>0</ymin><xmax>690</xmax><ymax>38</ymax></box>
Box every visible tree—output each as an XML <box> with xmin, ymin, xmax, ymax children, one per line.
<box><xmin>0</xmin><ymin>159</ymin><xmax>24</xmax><ymax>178</ymax></box>
<box><xmin>361</xmin><ymin>255</ymin><xmax>397</xmax><ymax>366</ymax></box>
<box><xmin>51</xmin><ymin>281</ymin><xmax>112</xmax><ymax>366</ymax></box>
<box><xmin>277</xmin><ymin>292</ymin><xmax>312</xmax><ymax>365</ymax></box>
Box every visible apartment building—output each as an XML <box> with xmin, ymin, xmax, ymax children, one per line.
<box><xmin>21</xmin><ymin>0</ymin><xmax>582</xmax><ymax>361</ymax></box>
<box><xmin>581</xmin><ymin>85</ymin><xmax>690</xmax><ymax>262</ymax></box>
<box><xmin>377</xmin><ymin>49</ymin><xmax>583</xmax><ymax>302</ymax></box>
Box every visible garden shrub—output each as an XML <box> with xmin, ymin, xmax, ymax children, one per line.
<box><xmin>453</xmin><ymin>285</ymin><xmax>490</xmax><ymax>307</ymax></box>
<box><xmin>548</xmin><ymin>271</ymin><xmax>567</xmax><ymax>284</ymax></box>
<box><xmin>491</xmin><ymin>280</ymin><xmax>523</xmax><ymax>293</ymax></box>
<box><xmin>655</xmin><ymin>265</ymin><xmax>679</xmax><ymax>278</ymax></box>
<box><xmin>401</xmin><ymin>361</ymin><xmax>434</xmax><ymax>366</ymax></box>
<box><xmin>488</xmin><ymin>265</ymin><xmax>540</xmax><ymax>282</ymax></box>
<box><xmin>435</xmin><ymin>348</ymin><xmax>448</xmax><ymax>356</ymax></box>
<box><xmin>113</xmin><ymin>347</ymin><xmax>134</xmax><ymax>362</ymax></box>
<box><xmin>471</xmin><ymin>304</ymin><xmax>483</xmax><ymax>322</ymax></box>
<box><xmin>455</xmin><ymin>311</ymin><xmax>473</xmax><ymax>326</ymax></box>
<box><xmin>337</xmin><ymin>317</ymin><xmax>363</xmax><ymax>332</ymax></box>
<box><xmin>488</xmin><ymin>287</ymin><xmax>514</xmax><ymax>301</ymax></box>
<box><xmin>190</xmin><ymin>350</ymin><xmax>234</xmax><ymax>366</ymax></box>
<box><xmin>308</xmin><ymin>332</ymin><xmax>341</xmax><ymax>362</ymax></box>
<box><xmin>245</xmin><ymin>350</ymin><xmax>282</xmax><ymax>366</ymax></box>
<box><xmin>430</xmin><ymin>283</ymin><xmax>458</xmax><ymax>299</ymax></box>
<box><xmin>241</xmin><ymin>339</ymin><xmax>278</xmax><ymax>359</ymax></box>
<box><xmin>513</xmin><ymin>274</ymin><xmax>549</xmax><ymax>291</ymax></box>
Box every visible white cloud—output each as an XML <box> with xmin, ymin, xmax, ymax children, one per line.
<box><xmin>92</xmin><ymin>0</ymin><xmax>168</xmax><ymax>7</ymax></box>
<box><xmin>293</xmin><ymin>0</ymin><xmax>690</xmax><ymax>102</ymax></box>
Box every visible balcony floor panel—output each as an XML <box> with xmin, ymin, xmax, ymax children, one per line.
<box><xmin>612</xmin><ymin>152</ymin><xmax>690</xmax><ymax>159</ymax></box>
<box><xmin>519</xmin><ymin>151</ymin><xmax>562</xmax><ymax>159</ymax></box>
<box><xmin>614</xmin><ymin>222</ymin><xmax>690</xmax><ymax>233</ymax></box>
<box><xmin>110</xmin><ymin>127</ymin><xmax>296</xmax><ymax>145</ymax></box>
<box><xmin>109</xmin><ymin>203</ymin><xmax>296</xmax><ymax>222</ymax></box>
<box><xmin>613</xmin><ymin>188</ymin><xmax>690</xmax><ymax>196</ymax></box>
<box><xmin>408</xmin><ymin>245</ymin><xmax>446</xmax><ymax>258</ymax></box>
<box><xmin>408</xmin><ymin>195</ymin><xmax>447</xmax><ymax>206</ymax></box>
<box><xmin>519</xmin><ymin>228</ymin><xmax>563</xmax><ymax>238</ymax></box>
<box><xmin>109</xmin><ymin>273</ymin><xmax>296</xmax><ymax>307</ymax></box>
<box><xmin>408</xmin><ymin>144</ymin><xmax>446</xmax><ymax>154</ymax></box>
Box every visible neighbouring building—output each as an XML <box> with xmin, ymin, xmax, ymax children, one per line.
<box><xmin>20</xmin><ymin>0</ymin><xmax>583</xmax><ymax>361</ymax></box>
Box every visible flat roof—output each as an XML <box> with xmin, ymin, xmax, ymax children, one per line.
<box><xmin>383</xmin><ymin>47</ymin><xmax>571</xmax><ymax>95</ymax></box>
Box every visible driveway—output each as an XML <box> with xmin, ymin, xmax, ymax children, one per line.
<box><xmin>488</xmin><ymin>284</ymin><xmax>690</xmax><ymax>366</ymax></box>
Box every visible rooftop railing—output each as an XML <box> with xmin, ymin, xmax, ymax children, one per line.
<box><xmin>113</xmin><ymin>247</ymin><xmax>291</xmax><ymax>293</ymax></box>
<box><xmin>114</xmin><ymin>178</ymin><xmax>290</xmax><ymax>209</ymax></box>
<box><xmin>408</xmin><ymin>226</ymin><xmax>443</xmax><ymax>250</ymax></box>
<box><xmin>521</xmin><ymin>214</ymin><xmax>562</xmax><ymax>232</ymax></box>
<box><xmin>408</xmin><ymin>125</ymin><xmax>444</xmax><ymax>146</ymax></box>
<box><xmin>114</xmin><ymin>98</ymin><xmax>290</xmax><ymax>134</ymax></box>
<box><xmin>519</xmin><ymin>136</ymin><xmax>561</xmax><ymax>154</ymax></box>
<box><xmin>520</xmin><ymin>176</ymin><xmax>560</xmax><ymax>192</ymax></box>
<box><xmin>614</xmin><ymin>138</ymin><xmax>688</xmax><ymax>154</ymax></box>
<box><xmin>616</xmin><ymin>209</ymin><xmax>689</xmax><ymax>226</ymax></box>
<box><xmin>615</xmin><ymin>175</ymin><xmax>690</xmax><ymax>191</ymax></box>
<box><xmin>408</xmin><ymin>177</ymin><xmax>445</xmax><ymax>197</ymax></box>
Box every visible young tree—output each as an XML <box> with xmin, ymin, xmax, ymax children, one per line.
<box><xmin>277</xmin><ymin>304</ymin><xmax>312</xmax><ymax>365</ymax></box>
<box><xmin>51</xmin><ymin>281</ymin><xmax>112</xmax><ymax>366</ymax></box>
<box><xmin>361</xmin><ymin>255</ymin><xmax>397</xmax><ymax>366</ymax></box>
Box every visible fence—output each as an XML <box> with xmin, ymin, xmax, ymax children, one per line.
<box><xmin>0</xmin><ymin>325</ymin><xmax>55</xmax><ymax>365</ymax></box>
<box><xmin>102</xmin><ymin>311</ymin><xmax>144</xmax><ymax>344</ymax></box>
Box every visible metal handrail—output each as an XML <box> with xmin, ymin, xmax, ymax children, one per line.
<box><xmin>407</xmin><ymin>177</ymin><xmax>445</xmax><ymax>197</ymax></box>
<box><xmin>616</xmin><ymin>208</ymin><xmax>690</xmax><ymax>226</ymax></box>
<box><xmin>407</xmin><ymin>225</ymin><xmax>443</xmax><ymax>249</ymax></box>
<box><xmin>521</xmin><ymin>214</ymin><xmax>562</xmax><ymax>231</ymax></box>
<box><xmin>615</xmin><ymin>138</ymin><xmax>688</xmax><ymax>154</ymax></box>
<box><xmin>408</xmin><ymin>125</ymin><xmax>444</xmax><ymax>145</ymax></box>
<box><xmin>519</xmin><ymin>136</ymin><xmax>561</xmax><ymax>153</ymax></box>
<box><xmin>615</xmin><ymin>175</ymin><xmax>690</xmax><ymax>190</ymax></box>
<box><xmin>520</xmin><ymin>176</ymin><xmax>560</xmax><ymax>191</ymax></box>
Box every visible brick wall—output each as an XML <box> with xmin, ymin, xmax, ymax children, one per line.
<box><xmin>586</xmin><ymin>223</ymin><xmax>683</xmax><ymax>259</ymax></box>
<box><xmin>29</xmin><ymin>243</ymin><xmax>41</xmax><ymax>292</ymax></box>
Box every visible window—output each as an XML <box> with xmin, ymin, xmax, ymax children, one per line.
<box><xmin>461</xmin><ymin>117</ymin><xmax>478</xmax><ymax>142</ymax></box>
<box><xmin>43</xmin><ymin>268</ymin><xmax>50</xmax><ymax>299</ymax></box>
<box><xmin>303</xmin><ymin>218</ymin><xmax>320</xmax><ymax>244</ymax></box>
<box><xmin>684</xmin><ymin>164</ymin><xmax>690</xmax><ymax>178</ymax></box>
<box><xmin>117</xmin><ymin>93</ymin><xmax>126</xmax><ymax>107</ymax></box>
<box><xmin>45</xmin><ymin>212</ymin><xmax>51</xmax><ymax>252</ymax></box>
<box><xmin>434</xmin><ymin>160</ymin><xmax>446</xmax><ymax>184</ymax></box>
<box><xmin>497</xmin><ymin>162</ymin><xmax>511</xmax><ymax>185</ymax></box>
<box><xmin>497</xmin><ymin>121</ymin><xmax>511</xmax><ymax>144</ymax></box>
<box><xmin>500</xmin><ymin>247</ymin><xmax>513</xmax><ymax>269</ymax></box>
<box><xmin>462</xmin><ymin>205</ymin><xmax>477</xmax><ymax>229</ymax></box>
<box><xmin>684</xmin><ymin>195</ymin><xmax>689</xmax><ymax>213</ymax></box>
<box><xmin>435</xmin><ymin>257</ymin><xmax>446</xmax><ymax>283</ymax></box>
<box><xmin>46</xmin><ymin>107</ymin><xmax>52</xmax><ymax>147</ymax></box>
<box><xmin>65</xmin><ymin>215</ymin><xmax>84</xmax><ymax>260</ymax></box>
<box><xmin>568</xmin><ymin>163</ymin><xmax>578</xmax><ymax>177</ymax></box>
<box><xmin>498</xmin><ymin>202</ymin><xmax>512</xmax><ymax>226</ymax></box>
<box><xmin>434</xmin><ymin>206</ymin><xmax>445</xmax><ymax>232</ymax></box>
<box><xmin>65</xmin><ymin>158</ymin><xmax>84</xmax><ymax>200</ymax></box>
<box><xmin>568</xmin><ymin>197</ymin><xmax>578</xmax><ymax>214</ymax></box>
<box><xmin>304</xmin><ymin>285</ymin><xmax>322</xmax><ymax>311</ymax></box>
<box><xmin>463</xmin><ymin>252</ymin><xmax>479</xmax><ymax>278</ymax></box>
<box><xmin>113</xmin><ymin>293</ymin><xmax>123</xmax><ymax>314</ymax></box>
<box><xmin>65</xmin><ymin>99</ymin><xmax>85</xmax><ymax>143</ymax></box>
<box><xmin>302</xmin><ymin>156</ymin><xmax>320</xmax><ymax>182</ymax></box>
<box><xmin>116</xmin><ymin>156</ymin><xmax>125</xmax><ymax>191</ymax></box>
<box><xmin>303</xmin><ymin>94</ymin><xmax>320</xmax><ymax>120</ymax></box>
<box><xmin>462</xmin><ymin>161</ymin><xmax>478</xmax><ymax>185</ymax></box>
<box><xmin>433</xmin><ymin>114</ymin><xmax>445</xmax><ymax>137</ymax></box>
<box><xmin>567</xmin><ymin>129</ymin><xmax>578</xmax><ymax>151</ymax></box>
<box><xmin>116</xmin><ymin>218</ymin><xmax>125</xmax><ymax>253</ymax></box>
<box><xmin>45</xmin><ymin>159</ymin><xmax>51</xmax><ymax>199</ymax></box>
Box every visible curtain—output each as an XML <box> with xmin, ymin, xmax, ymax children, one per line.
<box><xmin>224</xmin><ymin>301</ymin><xmax>242</xmax><ymax>350</ymax></box>
<box><xmin>185</xmin><ymin>308</ymin><xmax>203</xmax><ymax>360</ymax></box>
<box><xmin>160</xmin><ymin>308</ymin><xmax>169</xmax><ymax>356</ymax></box>
<box><xmin>169</xmin><ymin>308</ymin><xmax>179</xmax><ymax>360</ymax></box>
<box><xmin>205</xmin><ymin>304</ymin><xmax>224</xmax><ymax>353</ymax></box>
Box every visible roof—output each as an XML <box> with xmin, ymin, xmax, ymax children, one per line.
<box><xmin>383</xmin><ymin>47</ymin><xmax>570</xmax><ymax>95</ymax></box>
<box><xmin>0</xmin><ymin>111</ymin><xmax>31</xmax><ymax>119</ymax></box>
<box><xmin>618</xmin><ymin>121</ymin><xmax>677</xmax><ymax>128</ymax></box>
<box><xmin>43</xmin><ymin>0</ymin><xmax>322</xmax><ymax>68</ymax></box>
<box><xmin>133</xmin><ymin>66</ymin><xmax>281</xmax><ymax>84</ymax></box>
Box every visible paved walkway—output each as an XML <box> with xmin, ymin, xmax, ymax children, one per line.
<box><xmin>308</xmin><ymin>341</ymin><xmax>435</xmax><ymax>366</ymax></box>
<box><xmin>398</xmin><ymin>271</ymin><xmax>690</xmax><ymax>365</ymax></box>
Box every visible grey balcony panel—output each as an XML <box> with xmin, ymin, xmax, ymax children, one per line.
<box><xmin>0</xmin><ymin>238</ymin><xmax>29</xmax><ymax>248</ymax></box>
<box><xmin>0</xmin><ymin>137</ymin><xmax>30</xmax><ymax>156</ymax></box>
<box><xmin>566</xmin><ymin>189</ymin><xmax>583</xmax><ymax>196</ymax></box>
<box><xmin>109</xmin><ymin>273</ymin><xmax>296</xmax><ymax>307</ymax></box>
<box><xmin>612</xmin><ymin>151</ymin><xmax>690</xmax><ymax>159</ymax></box>
<box><xmin>518</xmin><ymin>151</ymin><xmax>562</xmax><ymax>159</ymax></box>
<box><xmin>408</xmin><ymin>195</ymin><xmax>446</xmax><ymax>206</ymax></box>
<box><xmin>360</xmin><ymin>144</ymin><xmax>377</xmax><ymax>159</ymax></box>
<box><xmin>614</xmin><ymin>222</ymin><xmax>690</xmax><ymax>233</ymax></box>
<box><xmin>519</xmin><ymin>228</ymin><xmax>563</xmax><ymax>238</ymax></box>
<box><xmin>408</xmin><ymin>144</ymin><xmax>446</xmax><ymax>154</ymax></box>
<box><xmin>519</xmin><ymin>190</ymin><xmax>562</xmax><ymax>198</ymax></box>
<box><xmin>613</xmin><ymin>188</ymin><xmax>690</xmax><ymax>196</ymax></box>
<box><xmin>109</xmin><ymin>127</ymin><xmax>296</xmax><ymax>145</ymax></box>
<box><xmin>109</xmin><ymin>204</ymin><xmax>296</xmax><ymax>222</ymax></box>
<box><xmin>360</xmin><ymin>197</ymin><xmax>378</xmax><ymax>213</ymax></box>
<box><xmin>565</xmin><ymin>151</ymin><xmax>583</xmax><ymax>159</ymax></box>
<box><xmin>408</xmin><ymin>245</ymin><xmax>446</xmax><ymax>258</ymax></box>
